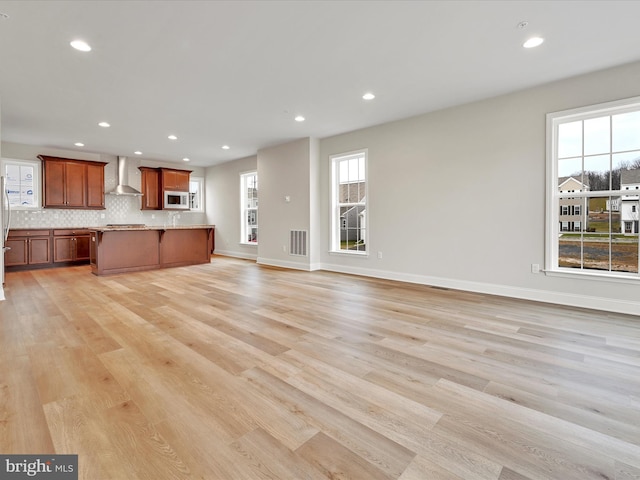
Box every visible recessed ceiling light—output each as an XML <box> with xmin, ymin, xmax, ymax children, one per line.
<box><xmin>70</xmin><ymin>40</ymin><xmax>91</xmax><ymax>52</ymax></box>
<box><xmin>168</xmin><ymin>135</ymin><xmax>178</xmax><ymax>140</ymax></box>
<box><xmin>295</xmin><ymin>115</ymin><xmax>305</xmax><ymax>122</ymax></box>
<box><xmin>182</xmin><ymin>157</ymin><xmax>190</xmax><ymax>162</ymax></box>
<box><xmin>74</xmin><ymin>142</ymin><xmax>84</xmax><ymax>147</ymax></box>
<box><xmin>98</xmin><ymin>121</ymin><xmax>110</xmax><ymax>127</ymax></box>
<box><xmin>523</xmin><ymin>36</ymin><xmax>544</xmax><ymax>48</ymax></box>
<box><xmin>134</xmin><ymin>151</ymin><xmax>142</xmax><ymax>155</ymax></box>
<box><xmin>362</xmin><ymin>93</ymin><xmax>375</xmax><ymax>100</ymax></box>
<box><xmin>222</xmin><ymin>145</ymin><xmax>230</xmax><ymax>150</ymax></box>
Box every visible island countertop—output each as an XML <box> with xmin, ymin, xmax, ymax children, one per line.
<box><xmin>89</xmin><ymin>224</ymin><xmax>215</xmax><ymax>232</ymax></box>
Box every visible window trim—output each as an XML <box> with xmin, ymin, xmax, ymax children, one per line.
<box><xmin>240</xmin><ymin>170</ymin><xmax>258</xmax><ymax>246</ymax></box>
<box><xmin>1</xmin><ymin>157</ymin><xmax>41</xmax><ymax>210</ymax></box>
<box><xmin>546</xmin><ymin>95</ymin><xmax>640</xmax><ymax>280</ymax></box>
<box><xmin>330</xmin><ymin>149</ymin><xmax>368</xmax><ymax>256</ymax></box>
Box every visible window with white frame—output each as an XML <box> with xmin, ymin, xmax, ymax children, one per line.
<box><xmin>189</xmin><ymin>177</ymin><xmax>204</xmax><ymax>212</ymax></box>
<box><xmin>1</xmin><ymin>158</ymin><xmax>40</xmax><ymax>208</ymax></box>
<box><xmin>240</xmin><ymin>172</ymin><xmax>258</xmax><ymax>244</ymax></box>
<box><xmin>547</xmin><ymin>96</ymin><xmax>640</xmax><ymax>277</ymax></box>
<box><xmin>331</xmin><ymin>150</ymin><xmax>367</xmax><ymax>254</ymax></box>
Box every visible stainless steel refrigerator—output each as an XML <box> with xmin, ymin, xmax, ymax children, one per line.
<box><xmin>1</xmin><ymin>175</ymin><xmax>11</xmax><ymax>286</ymax></box>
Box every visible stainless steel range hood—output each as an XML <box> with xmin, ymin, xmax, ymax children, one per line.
<box><xmin>108</xmin><ymin>156</ymin><xmax>143</xmax><ymax>196</ymax></box>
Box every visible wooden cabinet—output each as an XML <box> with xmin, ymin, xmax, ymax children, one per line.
<box><xmin>139</xmin><ymin>167</ymin><xmax>160</xmax><ymax>210</ymax></box>
<box><xmin>39</xmin><ymin>155</ymin><xmax>107</xmax><ymax>209</ymax></box>
<box><xmin>160</xmin><ymin>168</ymin><xmax>191</xmax><ymax>192</ymax></box>
<box><xmin>139</xmin><ymin>166</ymin><xmax>191</xmax><ymax>210</ymax></box>
<box><xmin>53</xmin><ymin>229</ymin><xmax>91</xmax><ymax>263</ymax></box>
<box><xmin>87</xmin><ymin>163</ymin><xmax>106</xmax><ymax>208</ymax></box>
<box><xmin>4</xmin><ymin>229</ymin><xmax>52</xmax><ymax>267</ymax></box>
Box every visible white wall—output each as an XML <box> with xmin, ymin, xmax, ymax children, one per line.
<box><xmin>318</xmin><ymin>60</ymin><xmax>640</xmax><ymax>315</ymax></box>
<box><xmin>257</xmin><ymin>138</ymin><xmax>318</xmax><ymax>269</ymax></box>
<box><xmin>1</xmin><ymin>142</ymin><xmax>206</xmax><ymax>228</ymax></box>
<box><xmin>206</xmin><ymin>155</ymin><xmax>257</xmax><ymax>259</ymax></box>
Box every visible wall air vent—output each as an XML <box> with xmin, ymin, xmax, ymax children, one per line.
<box><xmin>289</xmin><ymin>230</ymin><xmax>307</xmax><ymax>256</ymax></box>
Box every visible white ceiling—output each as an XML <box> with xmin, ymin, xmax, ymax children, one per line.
<box><xmin>1</xmin><ymin>1</ymin><xmax>640</xmax><ymax>167</ymax></box>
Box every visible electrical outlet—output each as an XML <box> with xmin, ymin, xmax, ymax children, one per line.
<box><xmin>282</xmin><ymin>245</ymin><xmax>287</xmax><ymax>253</ymax></box>
<box><xmin>531</xmin><ymin>263</ymin><xmax>540</xmax><ymax>274</ymax></box>
<box><xmin>377</xmin><ymin>251</ymin><xmax>383</xmax><ymax>259</ymax></box>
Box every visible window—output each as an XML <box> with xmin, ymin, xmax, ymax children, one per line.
<box><xmin>240</xmin><ymin>172</ymin><xmax>258</xmax><ymax>244</ymax></box>
<box><xmin>331</xmin><ymin>150</ymin><xmax>367</xmax><ymax>254</ymax></box>
<box><xmin>1</xmin><ymin>158</ymin><xmax>40</xmax><ymax>209</ymax></box>
<box><xmin>547</xmin><ymin>97</ymin><xmax>640</xmax><ymax>277</ymax></box>
<box><xmin>189</xmin><ymin>177</ymin><xmax>204</xmax><ymax>212</ymax></box>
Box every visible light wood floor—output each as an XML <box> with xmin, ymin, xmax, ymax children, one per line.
<box><xmin>1</xmin><ymin>256</ymin><xmax>639</xmax><ymax>480</ymax></box>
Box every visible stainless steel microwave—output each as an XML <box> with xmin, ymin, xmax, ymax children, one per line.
<box><xmin>164</xmin><ymin>190</ymin><xmax>189</xmax><ymax>209</ymax></box>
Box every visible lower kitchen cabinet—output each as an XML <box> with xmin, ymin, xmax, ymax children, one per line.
<box><xmin>53</xmin><ymin>229</ymin><xmax>91</xmax><ymax>263</ymax></box>
<box><xmin>4</xmin><ymin>228</ymin><xmax>93</xmax><ymax>271</ymax></box>
<box><xmin>4</xmin><ymin>230</ymin><xmax>52</xmax><ymax>267</ymax></box>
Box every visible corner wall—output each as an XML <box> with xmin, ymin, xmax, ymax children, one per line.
<box><xmin>318</xmin><ymin>60</ymin><xmax>640</xmax><ymax>315</ymax></box>
<box><xmin>206</xmin><ymin>155</ymin><xmax>258</xmax><ymax>259</ymax></box>
<box><xmin>257</xmin><ymin>138</ymin><xmax>318</xmax><ymax>270</ymax></box>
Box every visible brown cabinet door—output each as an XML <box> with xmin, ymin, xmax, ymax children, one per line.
<box><xmin>64</xmin><ymin>162</ymin><xmax>87</xmax><ymax>207</ymax></box>
<box><xmin>54</xmin><ymin>237</ymin><xmax>74</xmax><ymax>262</ymax></box>
<box><xmin>140</xmin><ymin>168</ymin><xmax>160</xmax><ymax>210</ymax></box>
<box><xmin>44</xmin><ymin>161</ymin><xmax>66</xmax><ymax>207</ymax></box>
<box><xmin>160</xmin><ymin>168</ymin><xmax>191</xmax><ymax>192</ymax></box>
<box><xmin>29</xmin><ymin>237</ymin><xmax>51</xmax><ymax>264</ymax></box>
<box><xmin>162</xmin><ymin>169</ymin><xmax>178</xmax><ymax>191</ymax></box>
<box><xmin>75</xmin><ymin>235</ymin><xmax>91</xmax><ymax>260</ymax></box>
<box><xmin>86</xmin><ymin>164</ymin><xmax>105</xmax><ymax>208</ymax></box>
<box><xmin>175</xmin><ymin>171</ymin><xmax>190</xmax><ymax>191</ymax></box>
<box><xmin>4</xmin><ymin>238</ymin><xmax>28</xmax><ymax>266</ymax></box>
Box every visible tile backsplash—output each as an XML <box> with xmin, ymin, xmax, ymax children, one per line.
<box><xmin>9</xmin><ymin>195</ymin><xmax>206</xmax><ymax>229</ymax></box>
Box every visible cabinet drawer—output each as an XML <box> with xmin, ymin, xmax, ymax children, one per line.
<box><xmin>54</xmin><ymin>229</ymin><xmax>91</xmax><ymax>236</ymax></box>
<box><xmin>9</xmin><ymin>229</ymin><xmax>51</xmax><ymax>237</ymax></box>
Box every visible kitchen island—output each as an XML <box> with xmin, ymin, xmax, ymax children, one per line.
<box><xmin>89</xmin><ymin>225</ymin><xmax>214</xmax><ymax>276</ymax></box>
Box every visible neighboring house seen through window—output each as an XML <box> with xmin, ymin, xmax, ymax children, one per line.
<box><xmin>547</xmin><ymin>96</ymin><xmax>640</xmax><ymax>278</ymax></box>
<box><xmin>331</xmin><ymin>150</ymin><xmax>367</xmax><ymax>254</ymax></box>
<box><xmin>241</xmin><ymin>171</ymin><xmax>258</xmax><ymax>244</ymax></box>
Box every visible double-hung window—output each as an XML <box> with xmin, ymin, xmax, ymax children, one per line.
<box><xmin>1</xmin><ymin>158</ymin><xmax>40</xmax><ymax>209</ymax></box>
<box><xmin>240</xmin><ymin>171</ymin><xmax>258</xmax><ymax>244</ymax></box>
<box><xmin>331</xmin><ymin>150</ymin><xmax>367</xmax><ymax>254</ymax></box>
<box><xmin>547</xmin><ymin>96</ymin><xmax>640</xmax><ymax>278</ymax></box>
<box><xmin>189</xmin><ymin>177</ymin><xmax>204</xmax><ymax>212</ymax></box>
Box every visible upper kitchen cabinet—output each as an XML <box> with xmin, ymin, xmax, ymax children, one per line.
<box><xmin>39</xmin><ymin>156</ymin><xmax>107</xmax><ymax>209</ymax></box>
<box><xmin>139</xmin><ymin>167</ymin><xmax>161</xmax><ymax>210</ymax></box>
<box><xmin>160</xmin><ymin>168</ymin><xmax>191</xmax><ymax>192</ymax></box>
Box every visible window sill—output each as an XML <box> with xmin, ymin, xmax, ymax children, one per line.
<box><xmin>544</xmin><ymin>268</ymin><xmax>639</xmax><ymax>285</ymax></box>
<box><xmin>240</xmin><ymin>242</ymin><xmax>258</xmax><ymax>247</ymax></box>
<box><xmin>329</xmin><ymin>250</ymin><xmax>369</xmax><ymax>257</ymax></box>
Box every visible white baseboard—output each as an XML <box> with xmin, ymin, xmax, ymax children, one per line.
<box><xmin>320</xmin><ymin>262</ymin><xmax>640</xmax><ymax>316</ymax></box>
<box><xmin>257</xmin><ymin>257</ymin><xmax>319</xmax><ymax>271</ymax></box>
<box><xmin>213</xmin><ymin>250</ymin><xmax>257</xmax><ymax>261</ymax></box>
<box><xmin>210</xmin><ymin>254</ymin><xmax>639</xmax><ymax>315</ymax></box>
